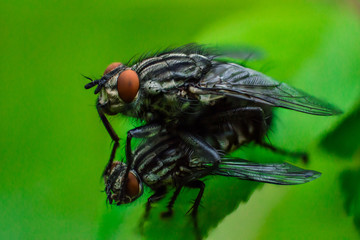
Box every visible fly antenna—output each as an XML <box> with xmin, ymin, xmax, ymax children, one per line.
<box><xmin>82</xmin><ymin>74</ymin><xmax>95</xmax><ymax>82</ymax></box>
<box><xmin>84</xmin><ymin>77</ymin><xmax>108</xmax><ymax>94</ymax></box>
<box><xmin>84</xmin><ymin>79</ymin><xmax>100</xmax><ymax>89</ymax></box>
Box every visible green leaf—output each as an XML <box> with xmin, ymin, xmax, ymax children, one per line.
<box><xmin>321</xmin><ymin>103</ymin><xmax>360</xmax><ymax>158</ymax></box>
<box><xmin>341</xmin><ymin>167</ymin><xmax>360</xmax><ymax>235</ymax></box>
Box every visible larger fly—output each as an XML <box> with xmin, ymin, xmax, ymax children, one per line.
<box><xmin>85</xmin><ymin>44</ymin><xmax>341</xmax><ymax>201</ymax></box>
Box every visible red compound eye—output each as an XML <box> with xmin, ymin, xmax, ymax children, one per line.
<box><xmin>126</xmin><ymin>171</ymin><xmax>140</xmax><ymax>199</ymax></box>
<box><xmin>117</xmin><ymin>69</ymin><xmax>139</xmax><ymax>103</ymax></box>
<box><xmin>104</xmin><ymin>62</ymin><xmax>122</xmax><ymax>75</ymax></box>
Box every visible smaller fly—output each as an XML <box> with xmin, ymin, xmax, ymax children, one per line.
<box><xmin>104</xmin><ymin>130</ymin><xmax>320</xmax><ymax>239</ymax></box>
<box><xmin>105</xmin><ymin>132</ymin><xmax>320</xmax><ymax>204</ymax></box>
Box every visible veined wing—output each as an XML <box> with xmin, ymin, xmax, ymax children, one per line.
<box><xmin>213</xmin><ymin>158</ymin><xmax>321</xmax><ymax>185</ymax></box>
<box><xmin>197</xmin><ymin>63</ymin><xmax>342</xmax><ymax>116</ymax></box>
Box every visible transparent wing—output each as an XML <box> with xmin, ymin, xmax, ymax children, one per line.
<box><xmin>213</xmin><ymin>158</ymin><xmax>321</xmax><ymax>185</ymax></box>
<box><xmin>198</xmin><ymin>63</ymin><xmax>342</xmax><ymax>115</ymax></box>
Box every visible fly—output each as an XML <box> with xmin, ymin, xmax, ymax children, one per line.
<box><xmin>104</xmin><ymin>128</ymin><xmax>321</xmax><ymax>239</ymax></box>
<box><xmin>85</xmin><ymin>44</ymin><xmax>341</xmax><ymax>203</ymax></box>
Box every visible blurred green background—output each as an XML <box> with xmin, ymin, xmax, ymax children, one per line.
<box><xmin>1</xmin><ymin>0</ymin><xmax>360</xmax><ymax>239</ymax></box>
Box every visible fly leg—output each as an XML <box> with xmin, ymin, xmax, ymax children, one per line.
<box><xmin>161</xmin><ymin>187</ymin><xmax>183</xmax><ymax>218</ymax></box>
<box><xmin>126</xmin><ymin>123</ymin><xmax>163</xmax><ymax>164</ymax></box>
<box><xmin>140</xmin><ymin>186</ymin><xmax>167</xmax><ymax>234</ymax></box>
<box><xmin>174</xmin><ymin>133</ymin><xmax>218</xmax><ymax>239</ymax></box>
<box><xmin>118</xmin><ymin>123</ymin><xmax>162</xmax><ymax>202</ymax></box>
<box><xmin>96</xmin><ymin>104</ymin><xmax>121</xmax><ymax>177</ymax></box>
<box><xmin>179</xmin><ymin>132</ymin><xmax>221</xmax><ymax>182</ymax></box>
<box><xmin>186</xmin><ymin>180</ymin><xmax>205</xmax><ymax>240</ymax></box>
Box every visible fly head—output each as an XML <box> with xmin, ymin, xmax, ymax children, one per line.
<box><xmin>85</xmin><ymin>62</ymin><xmax>140</xmax><ymax>115</ymax></box>
<box><xmin>105</xmin><ymin>161</ymin><xmax>143</xmax><ymax>204</ymax></box>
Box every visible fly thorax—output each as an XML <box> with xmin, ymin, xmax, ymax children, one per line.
<box><xmin>144</xmin><ymin>80</ymin><xmax>162</xmax><ymax>95</ymax></box>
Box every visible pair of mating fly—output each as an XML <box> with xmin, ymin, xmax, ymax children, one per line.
<box><xmin>85</xmin><ymin>44</ymin><xmax>341</xmax><ymax>223</ymax></box>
